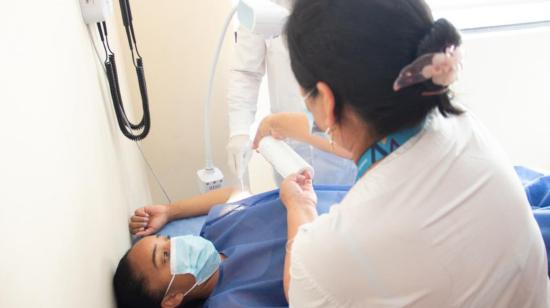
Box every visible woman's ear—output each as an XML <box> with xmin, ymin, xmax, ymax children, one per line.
<box><xmin>316</xmin><ymin>82</ymin><xmax>337</xmax><ymax>128</ymax></box>
<box><xmin>161</xmin><ymin>293</ymin><xmax>184</xmax><ymax>308</ymax></box>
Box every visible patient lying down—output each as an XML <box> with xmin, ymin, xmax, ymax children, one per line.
<box><xmin>115</xmin><ymin>234</ymin><xmax>223</xmax><ymax>308</ymax></box>
<box><xmin>114</xmin><ymin>186</ymin><xmax>346</xmax><ymax>308</ymax></box>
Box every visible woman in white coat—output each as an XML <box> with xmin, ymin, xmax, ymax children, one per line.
<box><xmin>255</xmin><ymin>0</ymin><xmax>550</xmax><ymax>306</ymax></box>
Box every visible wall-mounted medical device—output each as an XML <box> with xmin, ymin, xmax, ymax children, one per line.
<box><xmin>80</xmin><ymin>0</ymin><xmax>113</xmax><ymax>24</ymax></box>
<box><xmin>198</xmin><ymin>0</ymin><xmax>290</xmax><ymax>192</ymax></box>
<box><xmin>80</xmin><ymin>0</ymin><xmax>151</xmax><ymax>141</ymax></box>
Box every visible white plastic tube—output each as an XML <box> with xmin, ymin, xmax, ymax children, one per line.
<box><xmin>258</xmin><ymin>137</ymin><xmax>314</xmax><ymax>179</ymax></box>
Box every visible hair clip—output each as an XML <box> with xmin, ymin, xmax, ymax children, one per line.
<box><xmin>393</xmin><ymin>45</ymin><xmax>462</xmax><ymax>93</ymax></box>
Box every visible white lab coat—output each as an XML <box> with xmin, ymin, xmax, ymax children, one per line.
<box><xmin>227</xmin><ymin>0</ymin><xmax>301</xmax><ymax>137</ymax></box>
<box><xmin>289</xmin><ymin>110</ymin><xmax>550</xmax><ymax>307</ymax></box>
<box><xmin>227</xmin><ymin>0</ymin><xmax>356</xmax><ymax>185</ymax></box>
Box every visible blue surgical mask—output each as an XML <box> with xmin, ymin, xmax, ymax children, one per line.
<box><xmin>163</xmin><ymin>235</ymin><xmax>221</xmax><ymax>298</ymax></box>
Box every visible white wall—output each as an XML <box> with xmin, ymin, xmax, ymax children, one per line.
<box><xmin>0</xmin><ymin>1</ymin><xmax>151</xmax><ymax>307</ymax></box>
<box><xmin>457</xmin><ymin>26</ymin><xmax>550</xmax><ymax>171</ymax></box>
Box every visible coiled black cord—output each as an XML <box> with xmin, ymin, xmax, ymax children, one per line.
<box><xmin>96</xmin><ymin>3</ymin><xmax>151</xmax><ymax>141</ymax></box>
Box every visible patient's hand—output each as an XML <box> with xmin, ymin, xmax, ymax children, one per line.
<box><xmin>129</xmin><ymin>205</ymin><xmax>170</xmax><ymax>237</ymax></box>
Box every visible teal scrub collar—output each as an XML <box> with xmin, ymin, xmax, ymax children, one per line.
<box><xmin>355</xmin><ymin>124</ymin><xmax>424</xmax><ymax>181</ymax></box>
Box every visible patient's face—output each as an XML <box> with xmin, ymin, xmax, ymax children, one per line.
<box><xmin>127</xmin><ymin>235</ymin><xmax>195</xmax><ymax>296</ymax></box>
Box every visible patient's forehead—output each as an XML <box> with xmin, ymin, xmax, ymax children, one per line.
<box><xmin>130</xmin><ymin>236</ymin><xmax>156</xmax><ymax>254</ymax></box>
<box><xmin>128</xmin><ymin>236</ymin><xmax>157</xmax><ymax>272</ymax></box>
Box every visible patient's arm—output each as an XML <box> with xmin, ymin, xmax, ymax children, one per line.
<box><xmin>252</xmin><ymin>112</ymin><xmax>352</xmax><ymax>159</ymax></box>
<box><xmin>129</xmin><ymin>187</ymin><xmax>237</xmax><ymax>237</ymax></box>
<box><xmin>168</xmin><ymin>187</ymin><xmax>236</xmax><ymax>219</ymax></box>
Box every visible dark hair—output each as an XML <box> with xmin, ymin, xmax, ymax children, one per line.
<box><xmin>113</xmin><ymin>251</ymin><xmax>163</xmax><ymax>308</ymax></box>
<box><xmin>286</xmin><ymin>0</ymin><xmax>463</xmax><ymax>138</ymax></box>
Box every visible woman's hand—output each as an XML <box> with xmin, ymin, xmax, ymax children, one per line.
<box><xmin>129</xmin><ymin>205</ymin><xmax>171</xmax><ymax>237</ymax></box>
<box><xmin>281</xmin><ymin>171</ymin><xmax>318</xmax><ymax>300</ymax></box>
<box><xmin>252</xmin><ymin>113</ymin><xmax>311</xmax><ymax>149</ymax></box>
<box><xmin>280</xmin><ymin>171</ymin><xmax>318</xmax><ymax>210</ymax></box>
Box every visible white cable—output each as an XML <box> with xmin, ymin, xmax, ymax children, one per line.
<box><xmin>135</xmin><ymin>142</ymin><xmax>173</xmax><ymax>205</ymax></box>
<box><xmin>204</xmin><ymin>6</ymin><xmax>238</xmax><ymax>170</ymax></box>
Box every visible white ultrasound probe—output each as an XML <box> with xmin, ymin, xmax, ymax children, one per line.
<box><xmin>258</xmin><ymin>137</ymin><xmax>315</xmax><ymax>179</ymax></box>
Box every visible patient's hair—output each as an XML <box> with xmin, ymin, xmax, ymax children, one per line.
<box><xmin>113</xmin><ymin>251</ymin><xmax>163</xmax><ymax>308</ymax></box>
<box><xmin>286</xmin><ymin>0</ymin><xmax>463</xmax><ymax>138</ymax></box>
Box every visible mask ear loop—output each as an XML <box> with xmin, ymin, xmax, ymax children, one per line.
<box><xmin>163</xmin><ymin>275</ymin><xmax>197</xmax><ymax>301</ymax></box>
<box><xmin>163</xmin><ymin>267</ymin><xmax>218</xmax><ymax>302</ymax></box>
<box><xmin>163</xmin><ymin>275</ymin><xmax>176</xmax><ymax>299</ymax></box>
